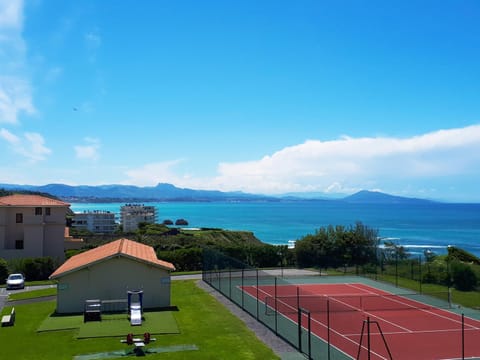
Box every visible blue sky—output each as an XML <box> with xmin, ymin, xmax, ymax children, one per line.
<box><xmin>1</xmin><ymin>0</ymin><xmax>480</xmax><ymax>202</ymax></box>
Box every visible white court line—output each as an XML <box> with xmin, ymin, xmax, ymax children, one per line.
<box><xmin>347</xmin><ymin>283</ymin><xmax>480</xmax><ymax>331</ymax></box>
<box><xmin>244</xmin><ymin>283</ymin><xmax>480</xmax><ymax>360</ymax></box>
<box><xmin>247</xmin><ymin>285</ymin><xmax>390</xmax><ymax>360</ymax></box>
<box><xmin>343</xmin><ymin>326</ymin><xmax>479</xmax><ymax>337</ymax></box>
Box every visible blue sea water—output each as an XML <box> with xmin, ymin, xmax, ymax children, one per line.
<box><xmin>70</xmin><ymin>201</ymin><xmax>480</xmax><ymax>258</ymax></box>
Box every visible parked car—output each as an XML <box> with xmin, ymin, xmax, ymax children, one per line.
<box><xmin>6</xmin><ymin>273</ymin><xmax>25</xmax><ymax>290</ymax></box>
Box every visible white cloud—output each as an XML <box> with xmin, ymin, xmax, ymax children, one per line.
<box><xmin>210</xmin><ymin>124</ymin><xmax>480</xmax><ymax>194</ymax></box>
<box><xmin>0</xmin><ymin>127</ymin><xmax>19</xmax><ymax>143</ymax></box>
<box><xmin>0</xmin><ymin>0</ymin><xmax>35</xmax><ymax>124</ymax></box>
<box><xmin>123</xmin><ymin>160</ymin><xmax>187</xmax><ymax>187</ymax></box>
<box><xmin>0</xmin><ymin>76</ymin><xmax>35</xmax><ymax>123</ymax></box>
<box><xmin>119</xmin><ymin>125</ymin><xmax>480</xmax><ymax>197</ymax></box>
<box><xmin>0</xmin><ymin>127</ymin><xmax>51</xmax><ymax>161</ymax></box>
<box><xmin>0</xmin><ymin>0</ymin><xmax>23</xmax><ymax>29</ymax></box>
<box><xmin>74</xmin><ymin>137</ymin><xmax>101</xmax><ymax>161</ymax></box>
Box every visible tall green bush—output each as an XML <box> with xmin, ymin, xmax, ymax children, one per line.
<box><xmin>295</xmin><ymin>222</ymin><xmax>378</xmax><ymax>269</ymax></box>
<box><xmin>451</xmin><ymin>261</ymin><xmax>478</xmax><ymax>291</ymax></box>
<box><xmin>8</xmin><ymin>257</ymin><xmax>56</xmax><ymax>281</ymax></box>
<box><xmin>0</xmin><ymin>258</ymin><xmax>8</xmax><ymax>284</ymax></box>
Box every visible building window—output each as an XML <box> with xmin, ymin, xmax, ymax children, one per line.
<box><xmin>35</xmin><ymin>207</ymin><xmax>43</xmax><ymax>215</ymax></box>
<box><xmin>46</xmin><ymin>207</ymin><xmax>51</xmax><ymax>216</ymax></box>
<box><xmin>15</xmin><ymin>240</ymin><xmax>24</xmax><ymax>249</ymax></box>
<box><xmin>16</xmin><ymin>213</ymin><xmax>23</xmax><ymax>223</ymax></box>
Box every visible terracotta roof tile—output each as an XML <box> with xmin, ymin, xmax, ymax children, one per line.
<box><xmin>0</xmin><ymin>194</ymin><xmax>70</xmax><ymax>207</ymax></box>
<box><xmin>50</xmin><ymin>238</ymin><xmax>175</xmax><ymax>279</ymax></box>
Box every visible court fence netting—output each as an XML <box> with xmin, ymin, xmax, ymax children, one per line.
<box><xmin>202</xmin><ymin>248</ymin><xmax>471</xmax><ymax>360</ymax></box>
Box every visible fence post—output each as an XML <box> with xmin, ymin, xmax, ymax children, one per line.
<box><xmin>241</xmin><ymin>268</ymin><xmax>244</xmax><ymax>310</ymax></box>
<box><xmin>298</xmin><ymin>307</ymin><xmax>302</xmax><ymax>350</ymax></box>
<box><xmin>307</xmin><ymin>311</ymin><xmax>311</xmax><ymax>359</ymax></box>
<box><xmin>367</xmin><ymin>316</ymin><xmax>371</xmax><ymax>360</ymax></box>
<box><xmin>395</xmin><ymin>251</ymin><xmax>398</xmax><ymax>287</ymax></box>
<box><xmin>462</xmin><ymin>313</ymin><xmax>465</xmax><ymax>360</ymax></box>
<box><xmin>229</xmin><ymin>268</ymin><xmax>232</xmax><ymax>299</ymax></box>
<box><xmin>274</xmin><ymin>277</ymin><xmax>278</xmax><ymax>335</ymax></box>
<box><xmin>296</xmin><ymin>286</ymin><xmax>300</xmax><ymax>310</ymax></box>
<box><xmin>256</xmin><ymin>269</ymin><xmax>259</xmax><ymax>320</ymax></box>
<box><xmin>327</xmin><ymin>298</ymin><xmax>331</xmax><ymax>360</ymax></box>
<box><xmin>419</xmin><ymin>255</ymin><xmax>422</xmax><ymax>293</ymax></box>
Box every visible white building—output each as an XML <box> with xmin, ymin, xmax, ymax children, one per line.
<box><xmin>120</xmin><ymin>204</ymin><xmax>157</xmax><ymax>232</ymax></box>
<box><xmin>50</xmin><ymin>238</ymin><xmax>175</xmax><ymax>314</ymax></box>
<box><xmin>72</xmin><ymin>210</ymin><xmax>117</xmax><ymax>234</ymax></box>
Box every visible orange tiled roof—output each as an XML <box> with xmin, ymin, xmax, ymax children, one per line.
<box><xmin>50</xmin><ymin>238</ymin><xmax>175</xmax><ymax>279</ymax></box>
<box><xmin>0</xmin><ymin>194</ymin><xmax>70</xmax><ymax>207</ymax></box>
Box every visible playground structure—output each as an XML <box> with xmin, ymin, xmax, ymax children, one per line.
<box><xmin>127</xmin><ymin>290</ymin><xmax>143</xmax><ymax>326</ymax></box>
<box><xmin>83</xmin><ymin>290</ymin><xmax>144</xmax><ymax>325</ymax></box>
<box><xmin>84</xmin><ymin>299</ymin><xmax>101</xmax><ymax>322</ymax></box>
<box><xmin>120</xmin><ymin>332</ymin><xmax>156</xmax><ymax>355</ymax></box>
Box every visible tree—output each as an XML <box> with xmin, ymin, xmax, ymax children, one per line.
<box><xmin>382</xmin><ymin>241</ymin><xmax>409</xmax><ymax>263</ymax></box>
<box><xmin>294</xmin><ymin>222</ymin><xmax>378</xmax><ymax>269</ymax></box>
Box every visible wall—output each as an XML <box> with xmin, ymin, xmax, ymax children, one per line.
<box><xmin>0</xmin><ymin>206</ymin><xmax>67</xmax><ymax>260</ymax></box>
<box><xmin>55</xmin><ymin>256</ymin><xmax>172</xmax><ymax>314</ymax></box>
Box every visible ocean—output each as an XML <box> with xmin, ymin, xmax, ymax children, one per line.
<box><xmin>70</xmin><ymin>201</ymin><xmax>480</xmax><ymax>258</ymax></box>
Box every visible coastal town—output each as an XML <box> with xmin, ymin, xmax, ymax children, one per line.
<box><xmin>1</xmin><ymin>1</ymin><xmax>480</xmax><ymax>359</ymax></box>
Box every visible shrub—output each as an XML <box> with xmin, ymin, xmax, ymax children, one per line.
<box><xmin>0</xmin><ymin>258</ymin><xmax>8</xmax><ymax>284</ymax></box>
<box><xmin>9</xmin><ymin>257</ymin><xmax>56</xmax><ymax>281</ymax></box>
<box><xmin>422</xmin><ymin>272</ymin><xmax>438</xmax><ymax>284</ymax></box>
<box><xmin>451</xmin><ymin>262</ymin><xmax>478</xmax><ymax>291</ymax></box>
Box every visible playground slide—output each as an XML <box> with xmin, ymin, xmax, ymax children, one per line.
<box><xmin>130</xmin><ymin>303</ymin><xmax>142</xmax><ymax>326</ymax></box>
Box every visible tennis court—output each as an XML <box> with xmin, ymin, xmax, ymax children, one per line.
<box><xmin>241</xmin><ymin>283</ymin><xmax>480</xmax><ymax>360</ymax></box>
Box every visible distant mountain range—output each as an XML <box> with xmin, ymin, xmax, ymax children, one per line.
<box><xmin>0</xmin><ymin>182</ymin><xmax>436</xmax><ymax>204</ymax></box>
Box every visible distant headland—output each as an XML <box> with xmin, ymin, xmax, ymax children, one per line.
<box><xmin>0</xmin><ymin>182</ymin><xmax>437</xmax><ymax>205</ymax></box>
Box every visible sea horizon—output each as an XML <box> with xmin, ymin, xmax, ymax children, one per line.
<box><xmin>70</xmin><ymin>200</ymin><xmax>480</xmax><ymax>259</ymax></box>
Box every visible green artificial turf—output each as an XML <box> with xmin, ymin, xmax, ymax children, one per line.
<box><xmin>38</xmin><ymin>311</ymin><xmax>179</xmax><ymax>338</ymax></box>
<box><xmin>77</xmin><ymin>312</ymin><xmax>179</xmax><ymax>338</ymax></box>
<box><xmin>38</xmin><ymin>313</ymin><xmax>84</xmax><ymax>332</ymax></box>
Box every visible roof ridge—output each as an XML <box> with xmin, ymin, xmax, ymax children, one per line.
<box><xmin>118</xmin><ymin>238</ymin><xmax>125</xmax><ymax>254</ymax></box>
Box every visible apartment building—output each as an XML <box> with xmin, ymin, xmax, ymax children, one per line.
<box><xmin>0</xmin><ymin>194</ymin><xmax>70</xmax><ymax>260</ymax></box>
<box><xmin>120</xmin><ymin>204</ymin><xmax>157</xmax><ymax>232</ymax></box>
<box><xmin>72</xmin><ymin>210</ymin><xmax>117</xmax><ymax>234</ymax></box>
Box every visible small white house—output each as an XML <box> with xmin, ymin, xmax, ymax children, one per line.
<box><xmin>50</xmin><ymin>238</ymin><xmax>175</xmax><ymax>314</ymax></box>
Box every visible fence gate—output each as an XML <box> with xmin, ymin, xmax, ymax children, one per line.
<box><xmin>298</xmin><ymin>307</ymin><xmax>312</xmax><ymax>359</ymax></box>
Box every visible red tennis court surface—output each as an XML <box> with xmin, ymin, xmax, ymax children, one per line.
<box><xmin>242</xmin><ymin>283</ymin><xmax>480</xmax><ymax>360</ymax></box>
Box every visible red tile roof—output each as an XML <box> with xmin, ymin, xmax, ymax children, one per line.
<box><xmin>50</xmin><ymin>238</ymin><xmax>175</xmax><ymax>279</ymax></box>
<box><xmin>0</xmin><ymin>194</ymin><xmax>70</xmax><ymax>207</ymax></box>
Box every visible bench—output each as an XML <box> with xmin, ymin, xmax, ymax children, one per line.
<box><xmin>1</xmin><ymin>307</ymin><xmax>15</xmax><ymax>327</ymax></box>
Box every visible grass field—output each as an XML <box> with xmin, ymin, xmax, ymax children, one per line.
<box><xmin>0</xmin><ymin>280</ymin><xmax>279</xmax><ymax>360</ymax></box>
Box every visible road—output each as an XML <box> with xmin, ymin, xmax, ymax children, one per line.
<box><xmin>0</xmin><ymin>284</ymin><xmax>56</xmax><ymax>313</ymax></box>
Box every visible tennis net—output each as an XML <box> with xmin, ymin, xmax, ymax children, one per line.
<box><xmin>264</xmin><ymin>291</ymin><xmax>451</xmax><ymax>315</ymax></box>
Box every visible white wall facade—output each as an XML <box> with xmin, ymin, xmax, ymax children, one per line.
<box><xmin>120</xmin><ymin>204</ymin><xmax>157</xmax><ymax>232</ymax></box>
<box><xmin>55</xmin><ymin>256</ymin><xmax>172</xmax><ymax>314</ymax></box>
<box><xmin>72</xmin><ymin>211</ymin><xmax>117</xmax><ymax>234</ymax></box>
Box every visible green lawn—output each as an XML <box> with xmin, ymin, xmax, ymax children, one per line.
<box><xmin>0</xmin><ymin>280</ymin><xmax>279</xmax><ymax>360</ymax></box>
<box><xmin>7</xmin><ymin>287</ymin><xmax>57</xmax><ymax>301</ymax></box>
